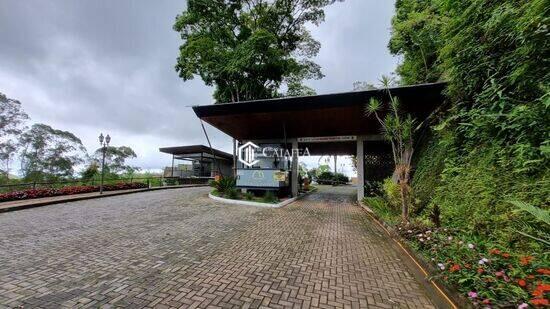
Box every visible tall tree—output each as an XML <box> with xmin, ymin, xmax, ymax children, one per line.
<box><xmin>388</xmin><ymin>0</ymin><xmax>444</xmax><ymax>85</ymax></box>
<box><xmin>0</xmin><ymin>92</ymin><xmax>29</xmax><ymax>179</ymax></box>
<box><xmin>19</xmin><ymin>124</ymin><xmax>87</xmax><ymax>181</ymax></box>
<box><xmin>93</xmin><ymin>146</ymin><xmax>138</xmax><ymax>175</ymax></box>
<box><xmin>173</xmin><ymin>0</ymin><xmax>339</xmax><ymax>102</ymax></box>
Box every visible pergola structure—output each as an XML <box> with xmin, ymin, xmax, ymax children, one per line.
<box><xmin>159</xmin><ymin>145</ymin><xmax>233</xmax><ymax>178</ymax></box>
<box><xmin>192</xmin><ymin>82</ymin><xmax>447</xmax><ymax>200</ymax></box>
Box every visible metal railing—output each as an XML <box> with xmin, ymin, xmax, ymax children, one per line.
<box><xmin>0</xmin><ymin>176</ymin><xmax>213</xmax><ymax>194</ymax></box>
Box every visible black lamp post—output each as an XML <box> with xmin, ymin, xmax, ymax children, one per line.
<box><xmin>98</xmin><ymin>133</ymin><xmax>111</xmax><ymax>194</ymax></box>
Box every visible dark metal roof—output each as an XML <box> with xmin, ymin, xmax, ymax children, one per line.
<box><xmin>159</xmin><ymin>145</ymin><xmax>233</xmax><ymax>160</ymax></box>
<box><xmin>192</xmin><ymin>82</ymin><xmax>447</xmax><ymax>140</ymax></box>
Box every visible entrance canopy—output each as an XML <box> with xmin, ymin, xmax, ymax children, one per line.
<box><xmin>192</xmin><ymin>82</ymin><xmax>446</xmax><ymax>150</ymax></box>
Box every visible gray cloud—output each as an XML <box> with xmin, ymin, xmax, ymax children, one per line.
<box><xmin>0</xmin><ymin>0</ymin><xmax>396</xmax><ymax>171</ymax></box>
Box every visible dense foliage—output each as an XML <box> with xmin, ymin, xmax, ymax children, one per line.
<box><xmin>173</xmin><ymin>0</ymin><xmax>339</xmax><ymax>102</ymax></box>
<box><xmin>385</xmin><ymin>0</ymin><xmax>550</xmax><ymax>306</ymax></box>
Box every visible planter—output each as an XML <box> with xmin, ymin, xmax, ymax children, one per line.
<box><xmin>360</xmin><ymin>202</ymin><xmax>473</xmax><ymax>309</ymax></box>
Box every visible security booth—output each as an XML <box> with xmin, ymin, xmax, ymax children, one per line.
<box><xmin>159</xmin><ymin>145</ymin><xmax>233</xmax><ymax>181</ymax></box>
<box><xmin>192</xmin><ymin>82</ymin><xmax>446</xmax><ymax>200</ymax></box>
<box><xmin>235</xmin><ymin>142</ymin><xmax>291</xmax><ymax>192</ymax></box>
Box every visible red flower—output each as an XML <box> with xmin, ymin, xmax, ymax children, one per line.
<box><xmin>450</xmin><ymin>264</ymin><xmax>461</xmax><ymax>272</ymax></box>
<box><xmin>532</xmin><ymin>284</ymin><xmax>550</xmax><ymax>297</ymax></box>
<box><xmin>482</xmin><ymin>299</ymin><xmax>491</xmax><ymax>305</ymax></box>
<box><xmin>518</xmin><ymin>279</ymin><xmax>527</xmax><ymax>287</ymax></box>
<box><xmin>490</xmin><ymin>248</ymin><xmax>501</xmax><ymax>255</ymax></box>
<box><xmin>528</xmin><ymin>275</ymin><xmax>535</xmax><ymax>280</ymax></box>
<box><xmin>477</xmin><ymin>268</ymin><xmax>484</xmax><ymax>274</ymax></box>
<box><xmin>520</xmin><ymin>256</ymin><xmax>534</xmax><ymax>266</ymax></box>
<box><xmin>536</xmin><ymin>269</ymin><xmax>550</xmax><ymax>275</ymax></box>
<box><xmin>531</xmin><ymin>298</ymin><xmax>549</xmax><ymax>306</ymax></box>
<box><xmin>501</xmin><ymin>253</ymin><xmax>510</xmax><ymax>258</ymax></box>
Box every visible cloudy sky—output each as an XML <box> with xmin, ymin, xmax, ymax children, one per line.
<box><xmin>0</xmin><ymin>0</ymin><xmax>397</xmax><ymax>175</ymax></box>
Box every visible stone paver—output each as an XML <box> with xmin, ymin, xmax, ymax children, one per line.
<box><xmin>0</xmin><ymin>186</ymin><xmax>435</xmax><ymax>308</ymax></box>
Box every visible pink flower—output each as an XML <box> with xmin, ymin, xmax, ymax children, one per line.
<box><xmin>518</xmin><ymin>303</ymin><xmax>528</xmax><ymax>309</ymax></box>
<box><xmin>468</xmin><ymin>291</ymin><xmax>478</xmax><ymax>298</ymax></box>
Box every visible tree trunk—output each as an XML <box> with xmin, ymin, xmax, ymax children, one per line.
<box><xmin>400</xmin><ymin>183</ymin><xmax>409</xmax><ymax>223</ymax></box>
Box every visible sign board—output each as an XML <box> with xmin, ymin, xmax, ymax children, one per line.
<box><xmin>236</xmin><ymin>169</ymin><xmax>289</xmax><ymax>188</ymax></box>
<box><xmin>297</xmin><ymin>136</ymin><xmax>357</xmax><ymax>143</ymax></box>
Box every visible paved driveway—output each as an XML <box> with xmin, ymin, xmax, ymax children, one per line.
<box><xmin>0</xmin><ymin>186</ymin><xmax>436</xmax><ymax>308</ymax></box>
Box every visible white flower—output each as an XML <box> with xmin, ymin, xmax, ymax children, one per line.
<box><xmin>437</xmin><ymin>263</ymin><xmax>445</xmax><ymax>270</ymax></box>
<box><xmin>468</xmin><ymin>243</ymin><xmax>475</xmax><ymax>249</ymax></box>
<box><xmin>431</xmin><ymin>258</ymin><xmax>435</xmax><ymax>261</ymax></box>
<box><xmin>448</xmin><ymin>236</ymin><xmax>453</xmax><ymax>241</ymax></box>
<box><xmin>427</xmin><ymin>237</ymin><xmax>431</xmax><ymax>240</ymax></box>
<box><xmin>419</xmin><ymin>238</ymin><xmax>425</xmax><ymax>242</ymax></box>
<box><xmin>482</xmin><ymin>258</ymin><xmax>489</xmax><ymax>263</ymax></box>
<box><xmin>417</xmin><ymin>233</ymin><xmax>424</xmax><ymax>237</ymax></box>
<box><xmin>444</xmin><ymin>228</ymin><xmax>448</xmax><ymax>232</ymax></box>
<box><xmin>478</xmin><ymin>259</ymin><xmax>485</xmax><ymax>265</ymax></box>
<box><xmin>458</xmin><ymin>241</ymin><xmax>464</xmax><ymax>245</ymax></box>
<box><xmin>407</xmin><ymin>230</ymin><xmax>413</xmax><ymax>233</ymax></box>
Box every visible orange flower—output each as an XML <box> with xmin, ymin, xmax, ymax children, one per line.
<box><xmin>520</xmin><ymin>256</ymin><xmax>534</xmax><ymax>265</ymax></box>
<box><xmin>536</xmin><ymin>269</ymin><xmax>550</xmax><ymax>275</ymax></box>
<box><xmin>532</xmin><ymin>284</ymin><xmax>550</xmax><ymax>297</ymax></box>
<box><xmin>502</xmin><ymin>253</ymin><xmax>510</xmax><ymax>258</ymax></box>
<box><xmin>450</xmin><ymin>264</ymin><xmax>461</xmax><ymax>272</ymax></box>
<box><xmin>528</xmin><ymin>275</ymin><xmax>535</xmax><ymax>280</ymax></box>
<box><xmin>464</xmin><ymin>263</ymin><xmax>471</xmax><ymax>269</ymax></box>
<box><xmin>518</xmin><ymin>279</ymin><xmax>527</xmax><ymax>287</ymax></box>
<box><xmin>490</xmin><ymin>248</ymin><xmax>501</xmax><ymax>255</ymax></box>
<box><xmin>530</xmin><ymin>298</ymin><xmax>548</xmax><ymax>306</ymax></box>
<box><xmin>477</xmin><ymin>268</ymin><xmax>484</xmax><ymax>274</ymax></box>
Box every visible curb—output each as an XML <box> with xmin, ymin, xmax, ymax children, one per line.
<box><xmin>208</xmin><ymin>187</ymin><xmax>316</xmax><ymax>208</ymax></box>
<box><xmin>358</xmin><ymin>202</ymin><xmax>473</xmax><ymax>309</ymax></box>
<box><xmin>0</xmin><ymin>184</ymin><xmax>209</xmax><ymax>214</ymax></box>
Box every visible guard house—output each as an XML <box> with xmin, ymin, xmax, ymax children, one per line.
<box><xmin>192</xmin><ymin>82</ymin><xmax>446</xmax><ymax>200</ymax></box>
<box><xmin>159</xmin><ymin>145</ymin><xmax>233</xmax><ymax>178</ymax></box>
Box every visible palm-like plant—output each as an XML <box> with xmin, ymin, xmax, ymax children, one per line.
<box><xmin>365</xmin><ymin>76</ymin><xmax>416</xmax><ymax>222</ymax></box>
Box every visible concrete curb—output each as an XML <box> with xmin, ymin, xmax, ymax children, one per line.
<box><xmin>208</xmin><ymin>188</ymin><xmax>317</xmax><ymax>208</ymax></box>
<box><xmin>0</xmin><ymin>184</ymin><xmax>209</xmax><ymax>214</ymax></box>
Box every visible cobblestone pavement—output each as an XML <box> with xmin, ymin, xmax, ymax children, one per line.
<box><xmin>0</xmin><ymin>186</ymin><xmax>436</xmax><ymax>308</ymax></box>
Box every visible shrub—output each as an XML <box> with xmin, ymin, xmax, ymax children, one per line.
<box><xmin>209</xmin><ymin>176</ymin><xmax>236</xmax><ymax>195</ymax></box>
<box><xmin>262</xmin><ymin>191</ymin><xmax>278</xmax><ymax>203</ymax></box>
<box><xmin>244</xmin><ymin>192</ymin><xmax>254</xmax><ymax>200</ymax></box>
<box><xmin>0</xmin><ymin>182</ymin><xmax>148</xmax><ymax>202</ymax></box>
<box><xmin>382</xmin><ymin>178</ymin><xmax>401</xmax><ymax>211</ymax></box>
<box><xmin>225</xmin><ymin>188</ymin><xmax>239</xmax><ymax>199</ymax></box>
<box><xmin>316</xmin><ymin>171</ymin><xmax>334</xmax><ymax>185</ymax></box>
<box><xmin>333</xmin><ymin>173</ymin><xmax>349</xmax><ymax>184</ymax></box>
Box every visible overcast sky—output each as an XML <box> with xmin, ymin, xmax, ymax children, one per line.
<box><xmin>0</xmin><ymin>0</ymin><xmax>397</xmax><ymax>175</ymax></box>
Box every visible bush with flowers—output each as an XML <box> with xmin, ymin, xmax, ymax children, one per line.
<box><xmin>0</xmin><ymin>182</ymin><xmax>148</xmax><ymax>202</ymax></box>
<box><xmin>395</xmin><ymin>222</ymin><xmax>549</xmax><ymax>307</ymax></box>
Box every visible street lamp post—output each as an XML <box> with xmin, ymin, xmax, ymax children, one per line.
<box><xmin>98</xmin><ymin>133</ymin><xmax>111</xmax><ymax>195</ymax></box>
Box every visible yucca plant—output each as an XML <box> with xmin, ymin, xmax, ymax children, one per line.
<box><xmin>365</xmin><ymin>76</ymin><xmax>417</xmax><ymax>223</ymax></box>
<box><xmin>209</xmin><ymin>176</ymin><xmax>236</xmax><ymax>196</ymax></box>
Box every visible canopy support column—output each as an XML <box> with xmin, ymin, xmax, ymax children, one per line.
<box><xmin>171</xmin><ymin>154</ymin><xmax>175</xmax><ymax>177</ymax></box>
<box><xmin>291</xmin><ymin>140</ymin><xmax>299</xmax><ymax>197</ymax></box>
<box><xmin>356</xmin><ymin>136</ymin><xmax>365</xmax><ymax>201</ymax></box>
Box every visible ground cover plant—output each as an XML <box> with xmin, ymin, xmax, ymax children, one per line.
<box><xmin>0</xmin><ymin>182</ymin><xmax>148</xmax><ymax>202</ymax></box>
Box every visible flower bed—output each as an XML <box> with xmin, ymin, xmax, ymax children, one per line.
<box><xmin>0</xmin><ymin>182</ymin><xmax>148</xmax><ymax>202</ymax></box>
<box><xmin>396</xmin><ymin>223</ymin><xmax>549</xmax><ymax>308</ymax></box>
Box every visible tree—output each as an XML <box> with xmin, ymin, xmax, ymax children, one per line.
<box><xmin>93</xmin><ymin>146</ymin><xmax>138</xmax><ymax>175</ymax></box>
<box><xmin>173</xmin><ymin>0</ymin><xmax>339</xmax><ymax>102</ymax></box>
<box><xmin>0</xmin><ymin>92</ymin><xmax>29</xmax><ymax>180</ymax></box>
<box><xmin>352</xmin><ymin>81</ymin><xmax>376</xmax><ymax>91</ymax></box>
<box><xmin>388</xmin><ymin>0</ymin><xmax>444</xmax><ymax>85</ymax></box>
<box><xmin>366</xmin><ymin>76</ymin><xmax>416</xmax><ymax>222</ymax></box>
<box><xmin>19</xmin><ymin>124</ymin><xmax>87</xmax><ymax>181</ymax></box>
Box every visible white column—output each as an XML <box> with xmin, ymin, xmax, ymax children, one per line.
<box><xmin>291</xmin><ymin>139</ymin><xmax>299</xmax><ymax>197</ymax></box>
<box><xmin>356</xmin><ymin>136</ymin><xmax>365</xmax><ymax>201</ymax></box>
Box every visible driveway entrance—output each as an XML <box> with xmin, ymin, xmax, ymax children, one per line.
<box><xmin>0</xmin><ymin>186</ymin><xmax>437</xmax><ymax>308</ymax></box>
